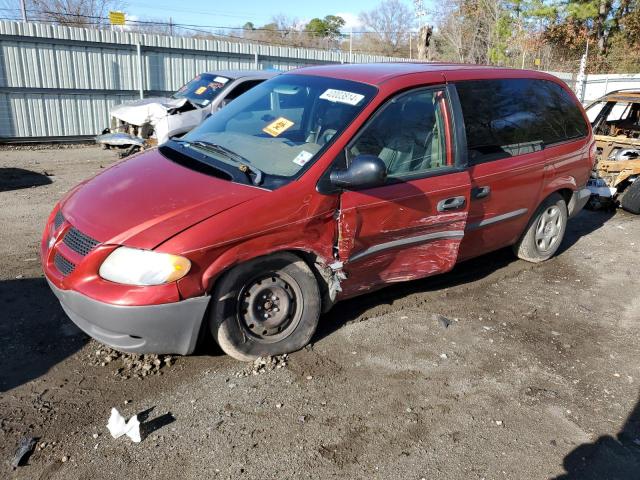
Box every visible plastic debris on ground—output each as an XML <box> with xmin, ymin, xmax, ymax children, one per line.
<box><xmin>433</xmin><ymin>314</ymin><xmax>452</xmax><ymax>329</ymax></box>
<box><xmin>11</xmin><ymin>436</ymin><xmax>36</xmax><ymax>468</ymax></box>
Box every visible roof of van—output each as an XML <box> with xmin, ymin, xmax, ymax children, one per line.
<box><xmin>202</xmin><ymin>70</ymin><xmax>279</xmax><ymax>79</ymax></box>
<box><xmin>289</xmin><ymin>62</ymin><xmax>550</xmax><ymax>86</ymax></box>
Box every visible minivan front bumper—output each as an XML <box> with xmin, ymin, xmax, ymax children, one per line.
<box><xmin>47</xmin><ymin>279</ymin><xmax>210</xmax><ymax>355</ymax></box>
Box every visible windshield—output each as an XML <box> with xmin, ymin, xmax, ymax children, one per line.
<box><xmin>177</xmin><ymin>74</ymin><xmax>377</xmax><ymax>187</ymax></box>
<box><xmin>172</xmin><ymin>73</ymin><xmax>232</xmax><ymax>107</ymax></box>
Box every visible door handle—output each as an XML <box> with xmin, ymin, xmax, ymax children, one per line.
<box><xmin>437</xmin><ymin>196</ymin><xmax>466</xmax><ymax>212</ymax></box>
<box><xmin>472</xmin><ymin>186</ymin><xmax>491</xmax><ymax>199</ymax></box>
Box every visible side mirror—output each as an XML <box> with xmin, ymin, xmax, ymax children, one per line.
<box><xmin>329</xmin><ymin>154</ymin><xmax>387</xmax><ymax>190</ymax></box>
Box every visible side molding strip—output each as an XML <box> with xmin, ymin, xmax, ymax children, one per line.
<box><xmin>349</xmin><ymin>230</ymin><xmax>465</xmax><ymax>263</ymax></box>
<box><xmin>467</xmin><ymin>208</ymin><xmax>528</xmax><ymax>231</ymax></box>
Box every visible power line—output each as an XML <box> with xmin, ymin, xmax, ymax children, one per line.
<box><xmin>0</xmin><ymin>14</ymin><xmax>401</xmax><ymax>57</ymax></box>
<box><xmin>0</xmin><ymin>7</ymin><xmax>412</xmax><ymax>35</ymax></box>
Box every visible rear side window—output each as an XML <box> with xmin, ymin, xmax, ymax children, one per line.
<box><xmin>456</xmin><ymin>79</ymin><xmax>588</xmax><ymax>164</ymax></box>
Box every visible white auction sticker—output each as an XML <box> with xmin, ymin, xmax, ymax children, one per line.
<box><xmin>319</xmin><ymin>89</ymin><xmax>365</xmax><ymax>106</ymax></box>
<box><xmin>292</xmin><ymin>150</ymin><xmax>314</xmax><ymax>166</ymax></box>
<box><xmin>213</xmin><ymin>76</ymin><xmax>229</xmax><ymax>84</ymax></box>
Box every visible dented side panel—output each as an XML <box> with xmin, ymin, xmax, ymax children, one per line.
<box><xmin>336</xmin><ymin>171</ymin><xmax>471</xmax><ymax>298</ymax></box>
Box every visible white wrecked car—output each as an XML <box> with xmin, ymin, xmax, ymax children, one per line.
<box><xmin>96</xmin><ymin>70</ymin><xmax>278</xmax><ymax>154</ymax></box>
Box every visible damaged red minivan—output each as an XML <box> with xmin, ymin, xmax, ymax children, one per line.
<box><xmin>42</xmin><ymin>63</ymin><xmax>594</xmax><ymax>361</ymax></box>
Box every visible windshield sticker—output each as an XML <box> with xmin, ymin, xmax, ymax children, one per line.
<box><xmin>213</xmin><ymin>76</ymin><xmax>229</xmax><ymax>84</ymax></box>
<box><xmin>194</xmin><ymin>86</ymin><xmax>207</xmax><ymax>95</ymax></box>
<box><xmin>210</xmin><ymin>82</ymin><xmax>224</xmax><ymax>89</ymax></box>
<box><xmin>263</xmin><ymin>117</ymin><xmax>294</xmax><ymax>137</ymax></box>
<box><xmin>292</xmin><ymin>150</ymin><xmax>314</xmax><ymax>166</ymax></box>
<box><xmin>319</xmin><ymin>89</ymin><xmax>365</xmax><ymax>106</ymax></box>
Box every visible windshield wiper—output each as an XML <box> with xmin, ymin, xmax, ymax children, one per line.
<box><xmin>175</xmin><ymin>139</ymin><xmax>264</xmax><ymax>185</ymax></box>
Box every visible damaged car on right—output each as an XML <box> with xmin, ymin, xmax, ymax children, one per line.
<box><xmin>586</xmin><ymin>89</ymin><xmax>640</xmax><ymax>213</ymax></box>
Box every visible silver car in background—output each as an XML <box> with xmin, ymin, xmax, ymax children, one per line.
<box><xmin>96</xmin><ymin>70</ymin><xmax>278</xmax><ymax>155</ymax></box>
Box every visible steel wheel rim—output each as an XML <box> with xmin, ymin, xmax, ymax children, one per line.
<box><xmin>535</xmin><ymin>205</ymin><xmax>563</xmax><ymax>252</ymax></box>
<box><xmin>237</xmin><ymin>272</ymin><xmax>303</xmax><ymax>343</ymax></box>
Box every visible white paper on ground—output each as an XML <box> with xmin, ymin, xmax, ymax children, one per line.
<box><xmin>107</xmin><ymin>408</ymin><xmax>141</xmax><ymax>443</ymax></box>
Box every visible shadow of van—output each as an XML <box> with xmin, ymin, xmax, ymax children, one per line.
<box><xmin>314</xmin><ymin>205</ymin><xmax>616</xmax><ymax>344</ymax></box>
<box><xmin>555</xmin><ymin>397</ymin><xmax>640</xmax><ymax>479</ymax></box>
<box><xmin>0</xmin><ymin>277</ymin><xmax>88</xmax><ymax>392</ymax></box>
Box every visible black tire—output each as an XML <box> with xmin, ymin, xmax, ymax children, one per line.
<box><xmin>209</xmin><ymin>252</ymin><xmax>321</xmax><ymax>361</ymax></box>
<box><xmin>513</xmin><ymin>193</ymin><xmax>568</xmax><ymax>263</ymax></box>
<box><xmin>620</xmin><ymin>180</ymin><xmax>640</xmax><ymax>214</ymax></box>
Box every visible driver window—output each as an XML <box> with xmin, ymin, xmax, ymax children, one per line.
<box><xmin>348</xmin><ymin>89</ymin><xmax>449</xmax><ymax>178</ymax></box>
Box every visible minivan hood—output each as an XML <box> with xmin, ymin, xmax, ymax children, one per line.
<box><xmin>60</xmin><ymin>149</ymin><xmax>263</xmax><ymax>249</ymax></box>
<box><xmin>110</xmin><ymin>97</ymin><xmax>196</xmax><ymax>126</ymax></box>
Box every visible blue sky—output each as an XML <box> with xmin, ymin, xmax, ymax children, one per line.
<box><xmin>125</xmin><ymin>0</ymin><xmax>420</xmax><ymax>31</ymax></box>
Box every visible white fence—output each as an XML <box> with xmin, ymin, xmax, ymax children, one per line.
<box><xmin>549</xmin><ymin>71</ymin><xmax>640</xmax><ymax>104</ymax></box>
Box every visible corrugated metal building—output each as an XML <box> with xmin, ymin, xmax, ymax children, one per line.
<box><xmin>0</xmin><ymin>20</ymin><xmax>407</xmax><ymax>139</ymax></box>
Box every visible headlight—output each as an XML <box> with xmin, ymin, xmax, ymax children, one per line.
<box><xmin>99</xmin><ymin>247</ymin><xmax>191</xmax><ymax>286</ymax></box>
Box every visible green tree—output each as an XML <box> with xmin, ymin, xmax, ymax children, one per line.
<box><xmin>305</xmin><ymin>15</ymin><xmax>345</xmax><ymax>40</ymax></box>
<box><xmin>535</xmin><ymin>0</ymin><xmax>634</xmax><ymax>55</ymax></box>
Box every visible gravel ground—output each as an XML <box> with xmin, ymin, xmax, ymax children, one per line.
<box><xmin>1</xmin><ymin>146</ymin><xmax>639</xmax><ymax>479</ymax></box>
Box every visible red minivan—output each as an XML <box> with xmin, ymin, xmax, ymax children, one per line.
<box><xmin>41</xmin><ymin>64</ymin><xmax>594</xmax><ymax>361</ymax></box>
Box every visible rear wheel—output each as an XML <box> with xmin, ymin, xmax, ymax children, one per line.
<box><xmin>210</xmin><ymin>253</ymin><xmax>321</xmax><ymax>361</ymax></box>
<box><xmin>514</xmin><ymin>193</ymin><xmax>567</xmax><ymax>263</ymax></box>
<box><xmin>620</xmin><ymin>180</ymin><xmax>640</xmax><ymax>214</ymax></box>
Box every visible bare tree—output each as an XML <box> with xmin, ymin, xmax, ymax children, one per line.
<box><xmin>358</xmin><ymin>0</ymin><xmax>415</xmax><ymax>55</ymax></box>
<box><xmin>432</xmin><ymin>0</ymin><xmax>501</xmax><ymax>64</ymax></box>
<box><xmin>21</xmin><ymin>0</ymin><xmax>123</xmax><ymax>26</ymax></box>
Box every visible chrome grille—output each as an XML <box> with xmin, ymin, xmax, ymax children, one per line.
<box><xmin>53</xmin><ymin>210</ymin><xmax>65</xmax><ymax>229</ymax></box>
<box><xmin>63</xmin><ymin>227</ymin><xmax>100</xmax><ymax>256</ymax></box>
<box><xmin>54</xmin><ymin>253</ymin><xmax>75</xmax><ymax>275</ymax></box>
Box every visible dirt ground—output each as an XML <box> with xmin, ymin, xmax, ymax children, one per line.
<box><xmin>1</xmin><ymin>146</ymin><xmax>639</xmax><ymax>480</ymax></box>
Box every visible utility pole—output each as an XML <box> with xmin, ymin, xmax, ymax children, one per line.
<box><xmin>409</xmin><ymin>32</ymin><xmax>412</xmax><ymax>59</ymax></box>
<box><xmin>20</xmin><ymin>0</ymin><xmax>27</xmax><ymax>22</ymax></box>
<box><xmin>349</xmin><ymin>28</ymin><xmax>353</xmax><ymax>64</ymax></box>
<box><xmin>169</xmin><ymin>17</ymin><xmax>174</xmax><ymax>36</ymax></box>
<box><xmin>575</xmin><ymin>39</ymin><xmax>589</xmax><ymax>103</ymax></box>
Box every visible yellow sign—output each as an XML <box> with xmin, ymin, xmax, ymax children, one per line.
<box><xmin>194</xmin><ymin>86</ymin><xmax>207</xmax><ymax>95</ymax></box>
<box><xmin>534</xmin><ymin>58</ymin><xmax>541</xmax><ymax>66</ymax></box>
<box><xmin>262</xmin><ymin>117</ymin><xmax>294</xmax><ymax>137</ymax></box>
<box><xmin>109</xmin><ymin>11</ymin><xmax>126</xmax><ymax>26</ymax></box>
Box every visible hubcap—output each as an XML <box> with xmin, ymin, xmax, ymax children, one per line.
<box><xmin>535</xmin><ymin>205</ymin><xmax>563</xmax><ymax>252</ymax></box>
<box><xmin>237</xmin><ymin>273</ymin><xmax>302</xmax><ymax>343</ymax></box>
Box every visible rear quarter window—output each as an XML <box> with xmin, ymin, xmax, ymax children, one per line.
<box><xmin>456</xmin><ymin>78</ymin><xmax>588</xmax><ymax>164</ymax></box>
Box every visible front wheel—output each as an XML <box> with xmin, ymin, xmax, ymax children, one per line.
<box><xmin>514</xmin><ymin>193</ymin><xmax>568</xmax><ymax>263</ymax></box>
<box><xmin>210</xmin><ymin>253</ymin><xmax>321</xmax><ymax>361</ymax></box>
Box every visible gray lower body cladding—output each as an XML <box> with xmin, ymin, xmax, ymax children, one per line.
<box><xmin>568</xmin><ymin>187</ymin><xmax>592</xmax><ymax>218</ymax></box>
<box><xmin>46</xmin><ymin>279</ymin><xmax>210</xmax><ymax>355</ymax></box>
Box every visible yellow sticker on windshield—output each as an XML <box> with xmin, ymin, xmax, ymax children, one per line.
<box><xmin>263</xmin><ymin>117</ymin><xmax>294</xmax><ymax>137</ymax></box>
<box><xmin>194</xmin><ymin>86</ymin><xmax>207</xmax><ymax>95</ymax></box>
